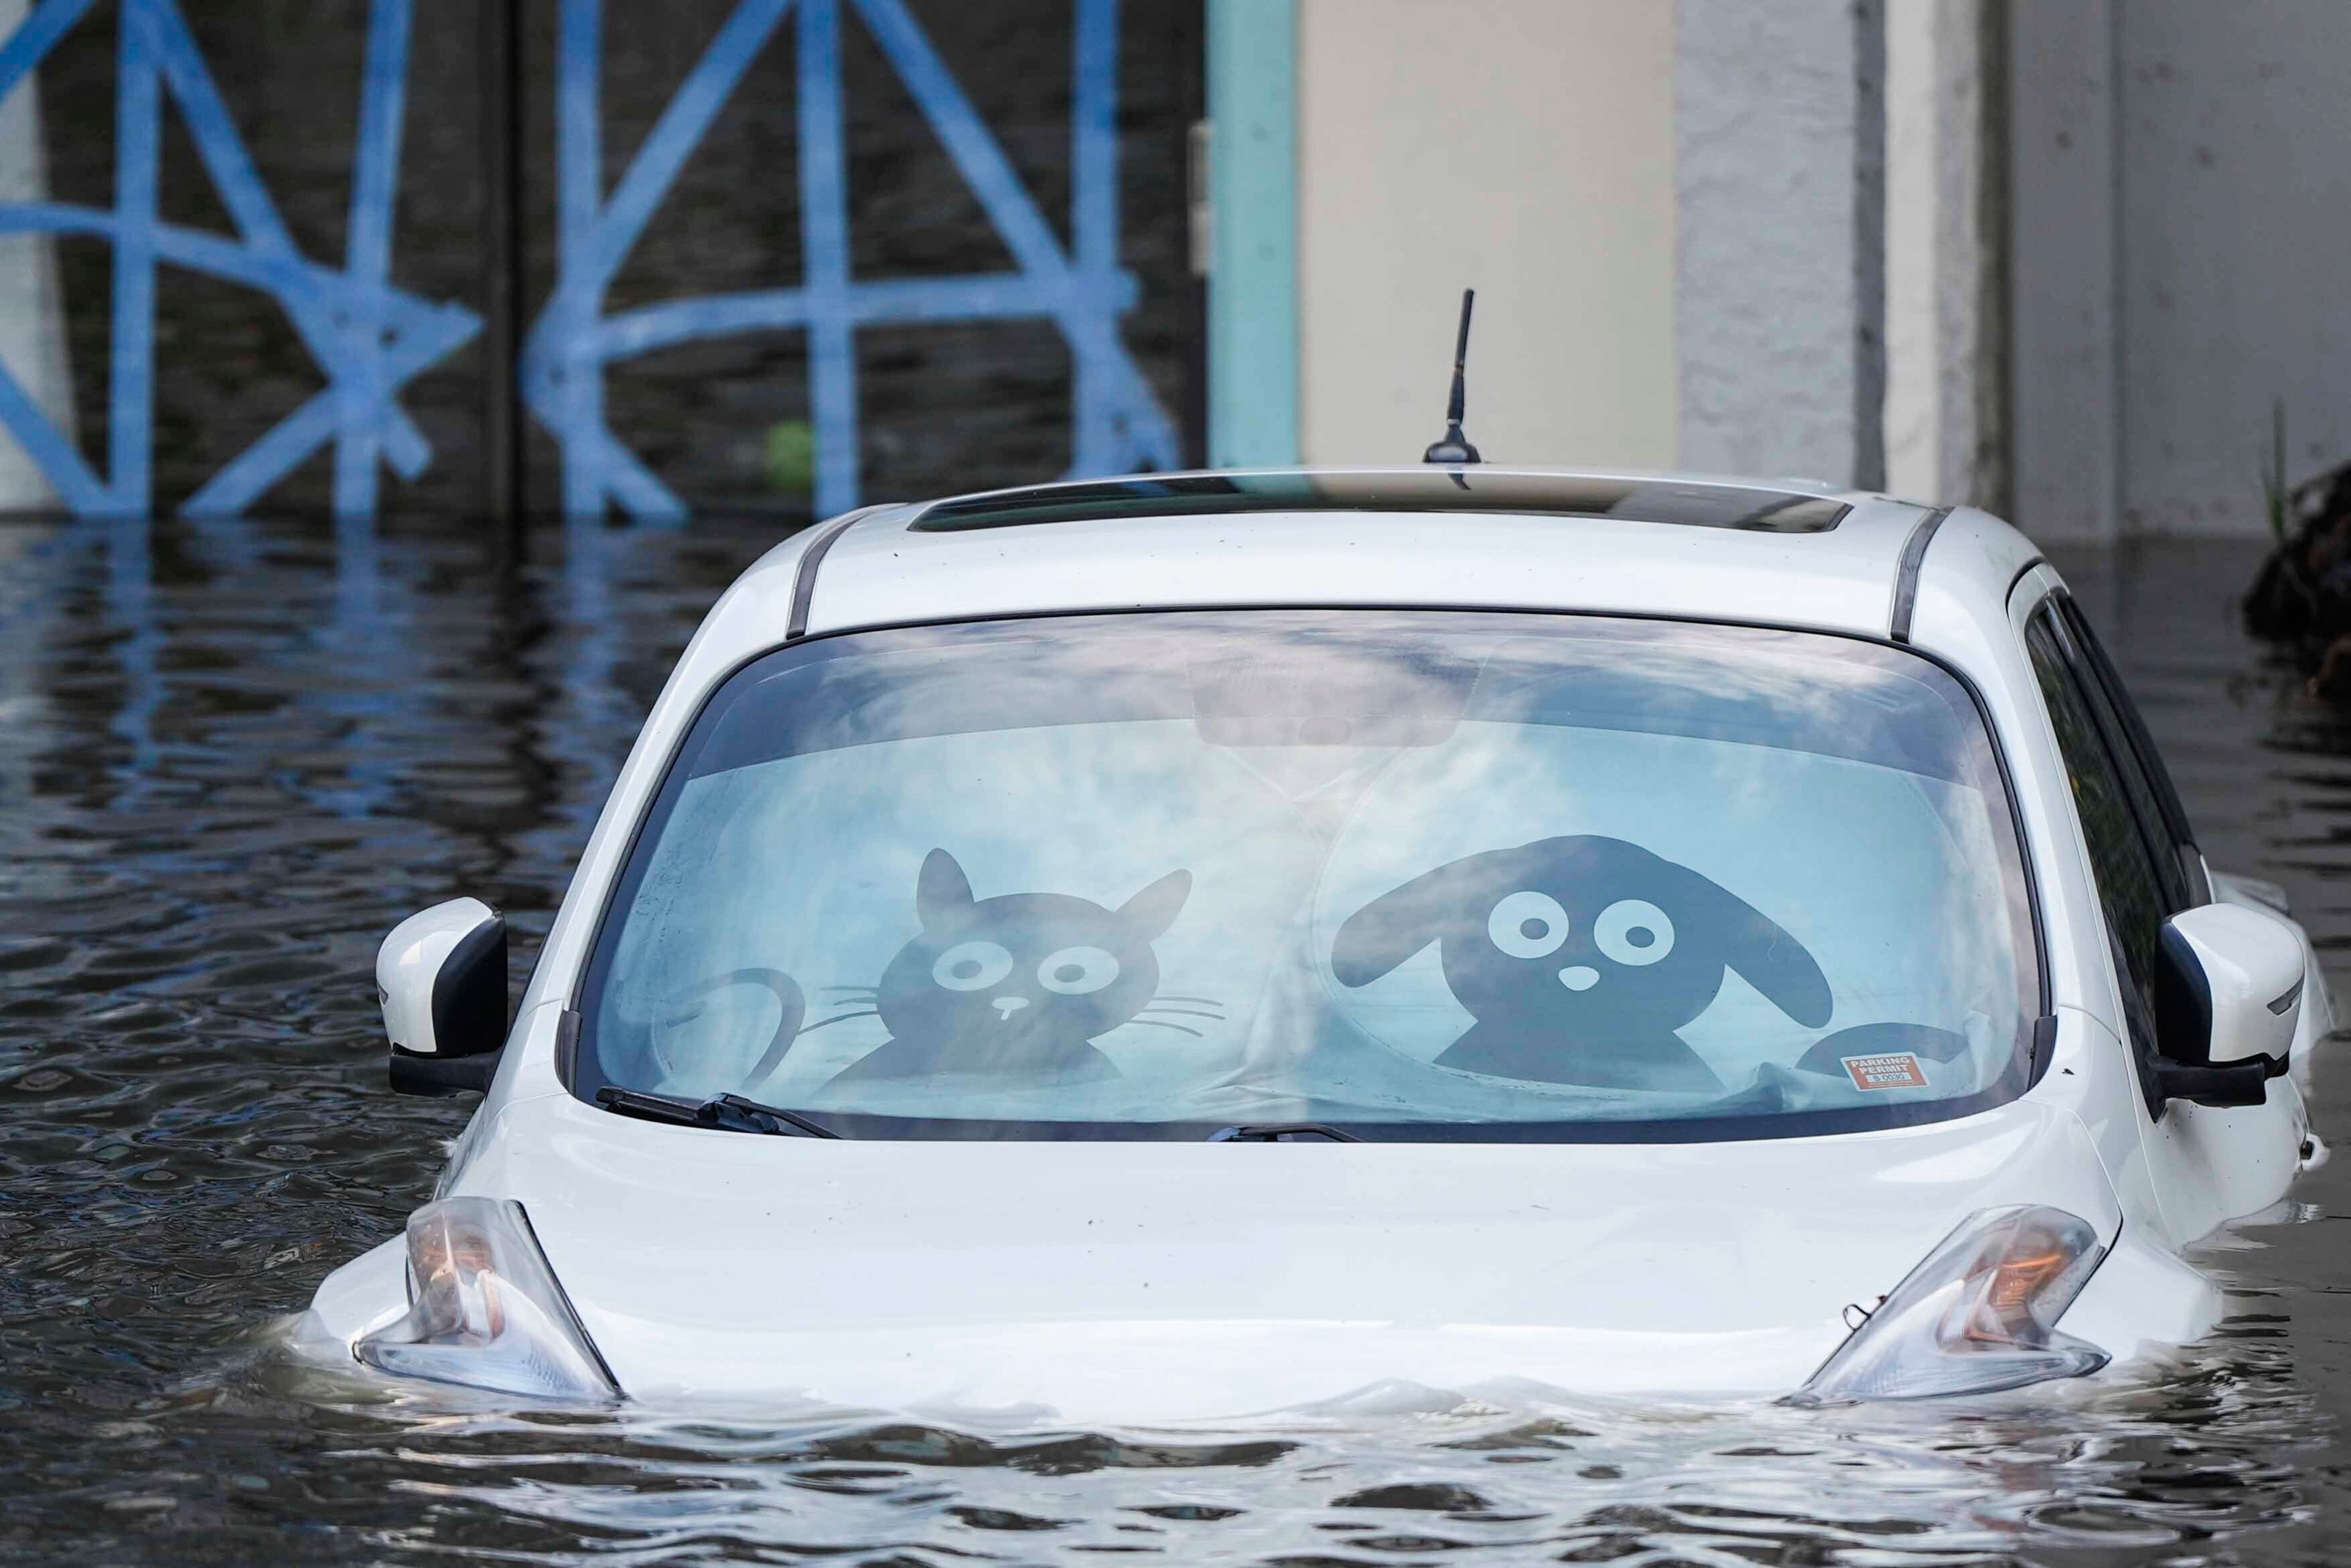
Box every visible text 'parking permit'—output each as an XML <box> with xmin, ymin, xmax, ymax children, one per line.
<box><xmin>1842</xmin><ymin>1052</ymin><xmax>1929</xmax><ymax>1091</ymax></box>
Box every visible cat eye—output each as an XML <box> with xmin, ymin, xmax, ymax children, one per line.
<box><xmin>1594</xmin><ymin>899</ymin><xmax>1674</xmax><ymax>966</ymax></box>
<box><xmin>1487</xmin><ymin>891</ymin><xmax>1570</xmax><ymax>959</ymax></box>
<box><xmin>932</xmin><ymin>940</ymin><xmax>1014</xmax><ymax>991</ymax></box>
<box><xmin>1037</xmin><ymin>946</ymin><xmax>1121</xmax><ymax>994</ymax></box>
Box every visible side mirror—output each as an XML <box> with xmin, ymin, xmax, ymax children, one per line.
<box><xmin>379</xmin><ymin>898</ymin><xmax>509</xmax><ymax>1095</ymax></box>
<box><xmin>2151</xmin><ymin>902</ymin><xmax>2302</xmax><ymax>1110</ymax></box>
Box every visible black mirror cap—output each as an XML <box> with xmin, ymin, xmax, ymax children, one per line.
<box><xmin>432</xmin><ymin>912</ymin><xmax>509</xmax><ymax>1057</ymax></box>
<box><xmin>2153</xmin><ymin>920</ymin><xmax>2214</xmax><ymax>1067</ymax></box>
<box><xmin>391</xmin><ymin>1048</ymin><xmax>502</xmax><ymax>1096</ymax></box>
<box><xmin>2150</xmin><ymin>1056</ymin><xmax>2276</xmax><ymax>1109</ymax></box>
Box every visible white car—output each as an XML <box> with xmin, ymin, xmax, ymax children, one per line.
<box><xmin>302</xmin><ymin>467</ymin><xmax>2330</xmax><ymax>1420</ymax></box>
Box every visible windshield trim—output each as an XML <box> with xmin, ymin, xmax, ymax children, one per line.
<box><xmin>574</xmin><ymin>1077</ymin><xmax>2034</xmax><ymax>1144</ymax></box>
<box><xmin>563</xmin><ymin>601</ymin><xmax>2051</xmax><ymax>1141</ymax></box>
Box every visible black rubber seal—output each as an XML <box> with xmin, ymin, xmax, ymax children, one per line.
<box><xmin>1889</xmin><ymin>508</ymin><xmax>1951</xmax><ymax>643</ymax></box>
<box><xmin>552</xmin><ymin>1007</ymin><xmax>582</xmax><ymax>1089</ymax></box>
<box><xmin>787</xmin><ymin>505</ymin><xmax>894</xmax><ymax>640</ymax></box>
<box><xmin>2029</xmin><ymin>1013</ymin><xmax>2060</xmax><ymax>1079</ymax></box>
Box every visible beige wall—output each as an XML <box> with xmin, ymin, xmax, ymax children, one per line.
<box><xmin>0</xmin><ymin>0</ymin><xmax>71</xmax><ymax>509</ymax></box>
<box><xmin>1295</xmin><ymin>0</ymin><xmax>1676</xmax><ymax>469</ymax></box>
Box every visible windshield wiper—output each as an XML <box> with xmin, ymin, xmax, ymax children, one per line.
<box><xmin>1207</xmin><ymin>1122</ymin><xmax>1362</xmax><ymax>1142</ymax></box>
<box><xmin>596</xmin><ymin>1086</ymin><xmax>840</xmax><ymax>1139</ymax></box>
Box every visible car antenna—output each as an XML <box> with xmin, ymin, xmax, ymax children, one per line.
<box><xmin>1421</xmin><ymin>287</ymin><xmax>1482</xmax><ymax>466</ymax></box>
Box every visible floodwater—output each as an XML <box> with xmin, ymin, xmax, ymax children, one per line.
<box><xmin>1</xmin><ymin>517</ymin><xmax>2345</xmax><ymax>1566</ymax></box>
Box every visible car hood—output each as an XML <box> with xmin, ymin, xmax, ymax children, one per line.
<box><xmin>451</xmin><ymin>1092</ymin><xmax>2129</xmax><ymax>1422</ymax></box>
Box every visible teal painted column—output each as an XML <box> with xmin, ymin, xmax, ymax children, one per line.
<box><xmin>1206</xmin><ymin>0</ymin><xmax>1298</xmax><ymax>468</ymax></box>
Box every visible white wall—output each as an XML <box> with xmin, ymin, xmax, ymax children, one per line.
<box><xmin>1292</xmin><ymin>0</ymin><xmax>2351</xmax><ymax>535</ymax></box>
<box><xmin>2013</xmin><ymin>0</ymin><xmax>2351</xmax><ymax>541</ymax></box>
<box><xmin>1294</xmin><ymin>0</ymin><xmax>1676</xmax><ymax>470</ymax></box>
<box><xmin>2115</xmin><ymin>1</ymin><xmax>2351</xmax><ymax>536</ymax></box>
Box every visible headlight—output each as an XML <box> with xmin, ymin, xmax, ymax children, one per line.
<box><xmin>354</xmin><ymin>1197</ymin><xmax>618</xmax><ymax>1401</ymax></box>
<box><xmin>1789</xmin><ymin>1205</ymin><xmax>2111</xmax><ymax>1403</ymax></box>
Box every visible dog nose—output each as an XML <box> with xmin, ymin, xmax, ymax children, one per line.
<box><xmin>993</xmin><ymin>996</ymin><xmax>1030</xmax><ymax>1019</ymax></box>
<box><xmin>1558</xmin><ymin>966</ymin><xmax>1599</xmax><ymax>992</ymax></box>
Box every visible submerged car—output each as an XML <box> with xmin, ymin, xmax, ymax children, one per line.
<box><xmin>302</xmin><ymin>468</ymin><xmax>2330</xmax><ymax>1419</ymax></box>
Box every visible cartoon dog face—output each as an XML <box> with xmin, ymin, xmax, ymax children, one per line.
<box><xmin>1332</xmin><ymin>835</ymin><xmax>1831</xmax><ymax>1083</ymax></box>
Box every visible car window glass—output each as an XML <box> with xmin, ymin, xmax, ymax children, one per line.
<box><xmin>576</xmin><ymin>610</ymin><xmax>2042</xmax><ymax>1141</ymax></box>
<box><xmin>2025</xmin><ymin>606</ymin><xmax>2168</xmax><ymax>1048</ymax></box>
<box><xmin>2055</xmin><ymin>596</ymin><xmax>2205</xmax><ymax>902</ymax></box>
<box><xmin>2055</xmin><ymin>615</ymin><xmax>2186</xmax><ymax>910</ymax></box>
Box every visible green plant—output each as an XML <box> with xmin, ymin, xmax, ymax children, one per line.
<box><xmin>2261</xmin><ymin>398</ymin><xmax>2290</xmax><ymax>546</ymax></box>
<box><xmin>765</xmin><ymin>419</ymin><xmax>816</xmax><ymax>495</ymax></box>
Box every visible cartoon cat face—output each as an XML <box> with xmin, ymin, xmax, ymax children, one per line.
<box><xmin>1332</xmin><ymin>835</ymin><xmax>1831</xmax><ymax>1049</ymax></box>
<box><xmin>872</xmin><ymin>849</ymin><xmax>1192</xmax><ymax>1073</ymax></box>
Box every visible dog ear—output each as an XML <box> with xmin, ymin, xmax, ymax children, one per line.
<box><xmin>916</xmin><ymin>848</ymin><xmax>975</xmax><ymax>927</ymax></box>
<box><xmin>1670</xmin><ymin>863</ymin><xmax>1832</xmax><ymax>1027</ymax></box>
<box><xmin>1117</xmin><ymin>868</ymin><xmax>1191</xmax><ymax>941</ymax></box>
<box><xmin>1332</xmin><ymin>854</ymin><xmax>1488</xmax><ymax>987</ymax></box>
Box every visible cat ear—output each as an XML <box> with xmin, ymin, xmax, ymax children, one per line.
<box><xmin>1331</xmin><ymin>855</ymin><xmax>1481</xmax><ymax>988</ymax></box>
<box><xmin>1116</xmin><ymin>868</ymin><xmax>1191</xmax><ymax>941</ymax></box>
<box><xmin>1669</xmin><ymin>863</ymin><xmax>1833</xmax><ymax>1027</ymax></box>
<box><xmin>916</xmin><ymin>848</ymin><xmax>976</xmax><ymax>927</ymax></box>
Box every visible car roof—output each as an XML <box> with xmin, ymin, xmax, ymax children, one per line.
<box><xmin>686</xmin><ymin>467</ymin><xmax>2042</xmax><ymax>675</ymax></box>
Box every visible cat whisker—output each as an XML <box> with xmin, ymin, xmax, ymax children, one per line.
<box><xmin>822</xmin><ymin>986</ymin><xmax>879</xmax><ymax>994</ymax></box>
<box><xmin>1151</xmin><ymin>995</ymin><xmax>1223</xmax><ymax>1006</ymax></box>
<box><xmin>1119</xmin><ymin>1018</ymin><xmax>1204</xmax><ymax>1038</ymax></box>
<box><xmin>795</xmin><ymin>1010</ymin><xmax>880</xmax><ymax>1035</ymax></box>
<box><xmin>1137</xmin><ymin>1006</ymin><xmax>1226</xmax><ymax>1021</ymax></box>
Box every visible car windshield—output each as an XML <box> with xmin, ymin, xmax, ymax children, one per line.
<box><xmin>576</xmin><ymin>609</ymin><xmax>2040</xmax><ymax>1140</ymax></box>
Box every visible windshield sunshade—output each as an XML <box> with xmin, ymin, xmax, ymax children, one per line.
<box><xmin>910</xmin><ymin>472</ymin><xmax>1851</xmax><ymax>533</ymax></box>
<box><xmin>576</xmin><ymin>610</ymin><xmax>2038</xmax><ymax>1141</ymax></box>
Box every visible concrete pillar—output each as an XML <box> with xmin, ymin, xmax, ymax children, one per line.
<box><xmin>1675</xmin><ymin>0</ymin><xmax>1885</xmax><ymax>489</ymax></box>
<box><xmin>2007</xmin><ymin>0</ymin><xmax>2117</xmax><ymax>543</ymax></box>
<box><xmin>1883</xmin><ymin>0</ymin><xmax>2008</xmax><ymax>513</ymax></box>
<box><xmin>0</xmin><ymin>0</ymin><xmax>72</xmax><ymax>512</ymax></box>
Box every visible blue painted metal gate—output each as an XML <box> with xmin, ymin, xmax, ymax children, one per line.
<box><xmin>0</xmin><ymin>0</ymin><xmax>1179</xmax><ymax>519</ymax></box>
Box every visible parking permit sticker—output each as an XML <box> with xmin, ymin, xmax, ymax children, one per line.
<box><xmin>1842</xmin><ymin>1052</ymin><xmax>1928</xmax><ymax>1091</ymax></box>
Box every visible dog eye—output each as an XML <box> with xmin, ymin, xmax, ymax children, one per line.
<box><xmin>1594</xmin><ymin>900</ymin><xmax>1674</xmax><ymax>966</ymax></box>
<box><xmin>933</xmin><ymin>940</ymin><xmax>1014</xmax><ymax>991</ymax></box>
<box><xmin>1037</xmin><ymin>946</ymin><xmax>1120</xmax><ymax>994</ymax></box>
<box><xmin>1487</xmin><ymin>891</ymin><xmax>1570</xmax><ymax>958</ymax></box>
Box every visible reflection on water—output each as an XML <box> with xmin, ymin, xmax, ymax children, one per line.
<box><xmin>0</xmin><ymin>521</ymin><xmax>2343</xmax><ymax>1563</ymax></box>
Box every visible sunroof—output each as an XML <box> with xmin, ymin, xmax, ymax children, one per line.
<box><xmin>912</xmin><ymin>471</ymin><xmax>1850</xmax><ymax>533</ymax></box>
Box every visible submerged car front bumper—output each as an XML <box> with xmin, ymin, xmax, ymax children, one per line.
<box><xmin>300</xmin><ymin>1090</ymin><xmax>2219</xmax><ymax>1421</ymax></box>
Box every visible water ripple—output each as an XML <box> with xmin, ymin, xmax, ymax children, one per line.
<box><xmin>1</xmin><ymin>523</ymin><xmax>2345</xmax><ymax>1563</ymax></box>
